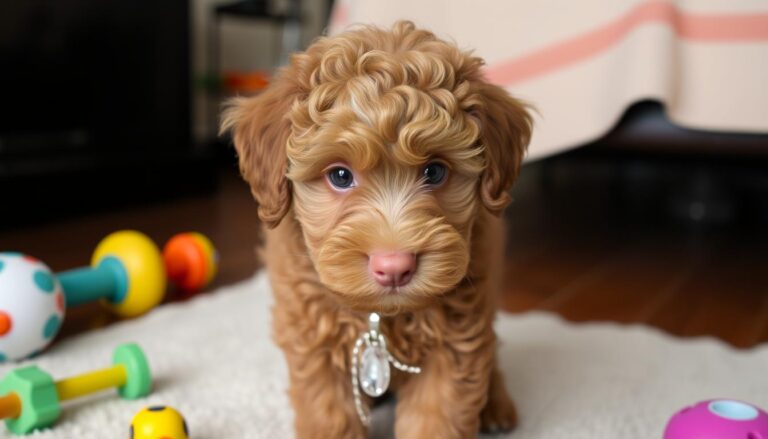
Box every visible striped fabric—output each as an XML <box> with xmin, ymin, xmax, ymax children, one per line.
<box><xmin>330</xmin><ymin>0</ymin><xmax>768</xmax><ymax>160</ymax></box>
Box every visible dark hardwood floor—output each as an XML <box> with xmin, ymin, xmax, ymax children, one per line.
<box><xmin>2</xmin><ymin>155</ymin><xmax>766</xmax><ymax>348</ymax></box>
<box><xmin>502</xmin><ymin>155</ymin><xmax>768</xmax><ymax>348</ymax></box>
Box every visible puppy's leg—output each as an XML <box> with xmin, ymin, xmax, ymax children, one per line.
<box><xmin>394</xmin><ymin>346</ymin><xmax>493</xmax><ymax>439</ymax></box>
<box><xmin>480</xmin><ymin>365</ymin><xmax>518</xmax><ymax>434</ymax></box>
<box><xmin>285</xmin><ymin>351</ymin><xmax>367</xmax><ymax>439</ymax></box>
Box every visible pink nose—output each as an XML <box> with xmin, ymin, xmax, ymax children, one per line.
<box><xmin>369</xmin><ymin>252</ymin><xmax>417</xmax><ymax>287</ymax></box>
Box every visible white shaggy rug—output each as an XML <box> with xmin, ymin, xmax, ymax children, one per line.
<box><xmin>3</xmin><ymin>272</ymin><xmax>768</xmax><ymax>438</ymax></box>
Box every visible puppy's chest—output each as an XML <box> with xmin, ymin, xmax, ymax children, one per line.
<box><xmin>377</xmin><ymin>314</ymin><xmax>440</xmax><ymax>366</ymax></box>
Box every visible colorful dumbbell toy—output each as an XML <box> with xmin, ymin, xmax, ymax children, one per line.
<box><xmin>0</xmin><ymin>231</ymin><xmax>217</xmax><ymax>362</ymax></box>
<box><xmin>131</xmin><ymin>405</ymin><xmax>189</xmax><ymax>439</ymax></box>
<box><xmin>0</xmin><ymin>231</ymin><xmax>161</xmax><ymax>362</ymax></box>
<box><xmin>59</xmin><ymin>230</ymin><xmax>167</xmax><ymax>318</ymax></box>
<box><xmin>0</xmin><ymin>343</ymin><xmax>151</xmax><ymax>435</ymax></box>
<box><xmin>162</xmin><ymin>232</ymin><xmax>218</xmax><ymax>295</ymax></box>
<box><xmin>61</xmin><ymin>230</ymin><xmax>219</xmax><ymax>311</ymax></box>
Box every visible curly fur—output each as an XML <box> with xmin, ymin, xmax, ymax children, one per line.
<box><xmin>222</xmin><ymin>21</ymin><xmax>532</xmax><ymax>438</ymax></box>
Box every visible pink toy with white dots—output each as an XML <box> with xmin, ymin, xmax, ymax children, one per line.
<box><xmin>0</xmin><ymin>253</ymin><xmax>65</xmax><ymax>362</ymax></box>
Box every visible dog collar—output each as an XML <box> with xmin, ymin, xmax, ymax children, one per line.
<box><xmin>351</xmin><ymin>313</ymin><xmax>421</xmax><ymax>426</ymax></box>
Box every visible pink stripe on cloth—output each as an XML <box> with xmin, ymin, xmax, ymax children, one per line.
<box><xmin>330</xmin><ymin>3</ymin><xmax>349</xmax><ymax>30</ymax></box>
<box><xmin>485</xmin><ymin>2</ymin><xmax>768</xmax><ymax>86</ymax></box>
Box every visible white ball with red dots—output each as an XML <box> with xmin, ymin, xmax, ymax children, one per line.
<box><xmin>0</xmin><ymin>253</ymin><xmax>66</xmax><ymax>362</ymax></box>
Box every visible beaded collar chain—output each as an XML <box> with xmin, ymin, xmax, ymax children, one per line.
<box><xmin>350</xmin><ymin>313</ymin><xmax>421</xmax><ymax>425</ymax></box>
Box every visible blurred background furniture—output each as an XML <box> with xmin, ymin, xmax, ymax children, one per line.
<box><xmin>204</xmin><ymin>0</ymin><xmax>302</xmax><ymax>139</ymax></box>
<box><xmin>0</xmin><ymin>0</ymin><xmax>217</xmax><ymax>227</ymax></box>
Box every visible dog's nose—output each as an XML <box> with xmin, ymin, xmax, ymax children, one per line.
<box><xmin>369</xmin><ymin>251</ymin><xmax>416</xmax><ymax>287</ymax></box>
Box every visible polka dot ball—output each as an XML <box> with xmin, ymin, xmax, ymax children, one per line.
<box><xmin>0</xmin><ymin>253</ymin><xmax>66</xmax><ymax>362</ymax></box>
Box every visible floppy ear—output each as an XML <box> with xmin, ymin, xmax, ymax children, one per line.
<box><xmin>474</xmin><ymin>82</ymin><xmax>533</xmax><ymax>214</ymax></box>
<box><xmin>220</xmin><ymin>79</ymin><xmax>298</xmax><ymax>228</ymax></box>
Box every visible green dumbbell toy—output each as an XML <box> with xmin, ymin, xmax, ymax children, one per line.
<box><xmin>0</xmin><ymin>343</ymin><xmax>151</xmax><ymax>435</ymax></box>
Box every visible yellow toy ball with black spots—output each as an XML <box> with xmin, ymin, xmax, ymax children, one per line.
<box><xmin>130</xmin><ymin>405</ymin><xmax>189</xmax><ymax>439</ymax></box>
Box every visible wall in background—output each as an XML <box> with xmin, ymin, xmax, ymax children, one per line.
<box><xmin>190</xmin><ymin>0</ymin><xmax>329</xmax><ymax>141</ymax></box>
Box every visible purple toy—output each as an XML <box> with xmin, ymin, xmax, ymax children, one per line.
<box><xmin>665</xmin><ymin>399</ymin><xmax>768</xmax><ymax>439</ymax></box>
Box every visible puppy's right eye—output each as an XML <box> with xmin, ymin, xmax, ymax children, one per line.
<box><xmin>327</xmin><ymin>166</ymin><xmax>355</xmax><ymax>189</ymax></box>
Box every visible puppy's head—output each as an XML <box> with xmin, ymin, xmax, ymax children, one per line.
<box><xmin>222</xmin><ymin>21</ymin><xmax>531</xmax><ymax>313</ymax></box>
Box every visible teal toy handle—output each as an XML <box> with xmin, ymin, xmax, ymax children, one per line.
<box><xmin>58</xmin><ymin>257</ymin><xmax>128</xmax><ymax>307</ymax></box>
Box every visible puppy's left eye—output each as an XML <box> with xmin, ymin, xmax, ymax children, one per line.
<box><xmin>423</xmin><ymin>162</ymin><xmax>447</xmax><ymax>185</ymax></box>
<box><xmin>327</xmin><ymin>166</ymin><xmax>355</xmax><ymax>189</ymax></box>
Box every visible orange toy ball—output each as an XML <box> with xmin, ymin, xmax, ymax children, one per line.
<box><xmin>162</xmin><ymin>233</ymin><xmax>218</xmax><ymax>294</ymax></box>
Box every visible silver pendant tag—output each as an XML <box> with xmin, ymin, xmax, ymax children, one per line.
<box><xmin>359</xmin><ymin>344</ymin><xmax>390</xmax><ymax>397</ymax></box>
<box><xmin>351</xmin><ymin>313</ymin><xmax>421</xmax><ymax>426</ymax></box>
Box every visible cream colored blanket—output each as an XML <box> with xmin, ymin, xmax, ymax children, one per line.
<box><xmin>329</xmin><ymin>0</ymin><xmax>768</xmax><ymax>160</ymax></box>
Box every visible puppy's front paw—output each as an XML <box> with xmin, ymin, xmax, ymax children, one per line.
<box><xmin>479</xmin><ymin>386</ymin><xmax>518</xmax><ymax>434</ymax></box>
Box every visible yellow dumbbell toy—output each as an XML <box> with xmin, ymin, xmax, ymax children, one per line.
<box><xmin>0</xmin><ymin>343</ymin><xmax>152</xmax><ymax>435</ymax></box>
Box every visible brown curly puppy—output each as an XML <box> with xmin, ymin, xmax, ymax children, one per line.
<box><xmin>222</xmin><ymin>21</ymin><xmax>532</xmax><ymax>439</ymax></box>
